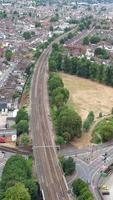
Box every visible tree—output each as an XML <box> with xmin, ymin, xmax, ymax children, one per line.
<box><xmin>1</xmin><ymin>155</ymin><xmax>31</xmax><ymax>190</ymax></box>
<box><xmin>15</xmin><ymin>108</ymin><xmax>28</xmax><ymax>124</ymax></box>
<box><xmin>57</xmin><ymin>106</ymin><xmax>82</xmax><ymax>139</ymax></box>
<box><xmin>93</xmin><ymin>117</ymin><xmax>113</xmax><ymax>143</ymax></box>
<box><xmin>83</xmin><ymin>36</ymin><xmax>90</xmax><ymax>45</ymax></box>
<box><xmin>95</xmin><ymin>47</ymin><xmax>109</xmax><ymax>59</ymax></box>
<box><xmin>55</xmin><ymin>136</ymin><xmax>65</xmax><ymax>145</ymax></box>
<box><xmin>35</xmin><ymin>22</ymin><xmax>41</xmax><ymax>28</ymax></box>
<box><xmin>5</xmin><ymin>50</ymin><xmax>13</xmax><ymax>61</ymax></box>
<box><xmin>72</xmin><ymin>178</ymin><xmax>94</xmax><ymax>199</ymax></box>
<box><xmin>0</xmin><ymin>154</ymin><xmax>38</xmax><ymax>200</ymax></box>
<box><xmin>72</xmin><ymin>179</ymin><xmax>88</xmax><ymax>196</ymax></box>
<box><xmin>3</xmin><ymin>183</ymin><xmax>31</xmax><ymax>200</ymax></box>
<box><xmin>48</xmin><ymin>73</ymin><xmax>64</xmax><ymax>92</ymax></box>
<box><xmin>83</xmin><ymin>111</ymin><xmax>94</xmax><ymax>132</ymax></box>
<box><xmin>63</xmin><ymin>132</ymin><xmax>71</xmax><ymax>143</ymax></box>
<box><xmin>16</xmin><ymin>120</ymin><xmax>29</xmax><ymax>136</ymax></box>
<box><xmin>59</xmin><ymin>156</ymin><xmax>75</xmax><ymax>176</ymax></box>
<box><xmin>51</xmin><ymin>87</ymin><xmax>69</xmax><ymax>107</ymax></box>
<box><xmin>24</xmin><ymin>179</ymin><xmax>38</xmax><ymax>200</ymax></box>
<box><xmin>20</xmin><ymin>133</ymin><xmax>30</xmax><ymax>145</ymax></box>
<box><xmin>90</xmin><ymin>35</ymin><xmax>100</xmax><ymax>44</ymax></box>
<box><xmin>23</xmin><ymin>32</ymin><xmax>32</xmax><ymax>40</ymax></box>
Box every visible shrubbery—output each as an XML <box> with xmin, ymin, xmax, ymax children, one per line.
<box><xmin>72</xmin><ymin>178</ymin><xmax>94</xmax><ymax>200</ymax></box>
<box><xmin>48</xmin><ymin>72</ymin><xmax>82</xmax><ymax>143</ymax></box>
<box><xmin>0</xmin><ymin>155</ymin><xmax>38</xmax><ymax>200</ymax></box>
<box><xmin>49</xmin><ymin>44</ymin><xmax>113</xmax><ymax>87</ymax></box>
<box><xmin>92</xmin><ymin>117</ymin><xmax>113</xmax><ymax>143</ymax></box>
<box><xmin>15</xmin><ymin>107</ymin><xmax>29</xmax><ymax>136</ymax></box>
<box><xmin>59</xmin><ymin>156</ymin><xmax>75</xmax><ymax>176</ymax></box>
<box><xmin>83</xmin><ymin>111</ymin><xmax>94</xmax><ymax>132</ymax></box>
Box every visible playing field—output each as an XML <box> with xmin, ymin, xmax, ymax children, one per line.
<box><xmin>60</xmin><ymin>72</ymin><xmax>113</xmax><ymax>120</ymax></box>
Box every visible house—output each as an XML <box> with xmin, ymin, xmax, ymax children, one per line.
<box><xmin>6</xmin><ymin>117</ymin><xmax>15</xmax><ymax>128</ymax></box>
<box><xmin>0</xmin><ymin>101</ymin><xmax>7</xmax><ymax>112</ymax></box>
<box><xmin>0</xmin><ymin>128</ymin><xmax>17</xmax><ymax>142</ymax></box>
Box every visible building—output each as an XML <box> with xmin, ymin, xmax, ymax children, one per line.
<box><xmin>0</xmin><ymin>128</ymin><xmax>17</xmax><ymax>142</ymax></box>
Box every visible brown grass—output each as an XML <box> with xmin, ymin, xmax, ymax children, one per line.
<box><xmin>60</xmin><ymin>72</ymin><xmax>113</xmax><ymax>148</ymax></box>
<box><xmin>60</xmin><ymin>72</ymin><xmax>113</xmax><ymax>120</ymax></box>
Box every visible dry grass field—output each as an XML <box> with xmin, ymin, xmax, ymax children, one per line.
<box><xmin>60</xmin><ymin>72</ymin><xmax>113</xmax><ymax>120</ymax></box>
<box><xmin>60</xmin><ymin>73</ymin><xmax>113</xmax><ymax>148</ymax></box>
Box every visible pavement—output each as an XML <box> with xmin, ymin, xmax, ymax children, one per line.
<box><xmin>62</xmin><ymin>144</ymin><xmax>113</xmax><ymax>200</ymax></box>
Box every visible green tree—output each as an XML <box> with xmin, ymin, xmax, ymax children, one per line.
<box><xmin>35</xmin><ymin>22</ymin><xmax>41</xmax><ymax>28</ymax></box>
<box><xmin>95</xmin><ymin>48</ymin><xmax>109</xmax><ymax>59</ymax></box>
<box><xmin>23</xmin><ymin>32</ymin><xmax>32</xmax><ymax>40</ymax></box>
<box><xmin>3</xmin><ymin>183</ymin><xmax>31</xmax><ymax>200</ymax></box>
<box><xmin>83</xmin><ymin>111</ymin><xmax>94</xmax><ymax>132</ymax></box>
<box><xmin>1</xmin><ymin>155</ymin><xmax>30</xmax><ymax>190</ymax></box>
<box><xmin>51</xmin><ymin>87</ymin><xmax>69</xmax><ymax>108</ymax></box>
<box><xmin>57</xmin><ymin>106</ymin><xmax>82</xmax><ymax>139</ymax></box>
<box><xmin>55</xmin><ymin>136</ymin><xmax>65</xmax><ymax>145</ymax></box>
<box><xmin>48</xmin><ymin>73</ymin><xmax>64</xmax><ymax>92</ymax></box>
<box><xmin>83</xmin><ymin>36</ymin><xmax>90</xmax><ymax>45</ymax></box>
<box><xmin>63</xmin><ymin>132</ymin><xmax>71</xmax><ymax>143</ymax></box>
<box><xmin>24</xmin><ymin>179</ymin><xmax>38</xmax><ymax>200</ymax></box>
<box><xmin>59</xmin><ymin>156</ymin><xmax>75</xmax><ymax>176</ymax></box>
<box><xmin>5</xmin><ymin>50</ymin><xmax>13</xmax><ymax>61</ymax></box>
<box><xmin>90</xmin><ymin>35</ymin><xmax>100</xmax><ymax>44</ymax></box>
<box><xmin>15</xmin><ymin>108</ymin><xmax>28</xmax><ymax>124</ymax></box>
<box><xmin>20</xmin><ymin>133</ymin><xmax>30</xmax><ymax>145</ymax></box>
<box><xmin>16</xmin><ymin>120</ymin><xmax>29</xmax><ymax>135</ymax></box>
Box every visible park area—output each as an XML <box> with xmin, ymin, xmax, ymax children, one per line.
<box><xmin>60</xmin><ymin>73</ymin><xmax>113</xmax><ymax>148</ymax></box>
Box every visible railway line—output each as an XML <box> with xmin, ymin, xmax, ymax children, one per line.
<box><xmin>30</xmin><ymin>46</ymin><xmax>70</xmax><ymax>200</ymax></box>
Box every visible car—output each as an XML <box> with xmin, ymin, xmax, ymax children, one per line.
<box><xmin>101</xmin><ymin>185</ymin><xmax>109</xmax><ymax>190</ymax></box>
<box><xmin>102</xmin><ymin>191</ymin><xmax>110</xmax><ymax>195</ymax></box>
<box><xmin>0</xmin><ymin>137</ymin><xmax>6</xmax><ymax>143</ymax></box>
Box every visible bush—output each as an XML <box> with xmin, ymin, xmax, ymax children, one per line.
<box><xmin>16</xmin><ymin>120</ymin><xmax>29</xmax><ymax>136</ymax></box>
<box><xmin>59</xmin><ymin>156</ymin><xmax>75</xmax><ymax>176</ymax></box>
<box><xmin>83</xmin><ymin>111</ymin><xmax>94</xmax><ymax>132</ymax></box>
<box><xmin>15</xmin><ymin>108</ymin><xmax>28</xmax><ymax>124</ymax></box>
<box><xmin>0</xmin><ymin>155</ymin><xmax>38</xmax><ymax>200</ymax></box>
<box><xmin>57</xmin><ymin>106</ymin><xmax>82</xmax><ymax>139</ymax></box>
<box><xmin>55</xmin><ymin>136</ymin><xmax>65</xmax><ymax>145</ymax></box>
<box><xmin>92</xmin><ymin>117</ymin><xmax>113</xmax><ymax>143</ymax></box>
<box><xmin>72</xmin><ymin>178</ymin><xmax>94</xmax><ymax>199</ymax></box>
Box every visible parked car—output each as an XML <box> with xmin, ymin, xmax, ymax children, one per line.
<box><xmin>0</xmin><ymin>137</ymin><xmax>6</xmax><ymax>143</ymax></box>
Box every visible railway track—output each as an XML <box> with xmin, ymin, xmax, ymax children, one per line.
<box><xmin>30</xmin><ymin>46</ymin><xmax>70</xmax><ymax>200</ymax></box>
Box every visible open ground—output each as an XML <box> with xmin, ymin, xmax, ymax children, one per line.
<box><xmin>60</xmin><ymin>72</ymin><xmax>113</xmax><ymax>148</ymax></box>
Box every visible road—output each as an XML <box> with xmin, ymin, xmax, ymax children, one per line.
<box><xmin>64</xmin><ymin>145</ymin><xmax>113</xmax><ymax>200</ymax></box>
<box><xmin>102</xmin><ymin>173</ymin><xmax>113</xmax><ymax>200</ymax></box>
<box><xmin>30</xmin><ymin>46</ymin><xmax>70</xmax><ymax>200</ymax></box>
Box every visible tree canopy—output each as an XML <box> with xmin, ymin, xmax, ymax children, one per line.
<box><xmin>3</xmin><ymin>183</ymin><xmax>31</xmax><ymax>200</ymax></box>
<box><xmin>72</xmin><ymin>178</ymin><xmax>94</xmax><ymax>200</ymax></box>
<box><xmin>57</xmin><ymin>106</ymin><xmax>82</xmax><ymax>139</ymax></box>
<box><xmin>0</xmin><ymin>154</ymin><xmax>38</xmax><ymax>200</ymax></box>
<box><xmin>59</xmin><ymin>156</ymin><xmax>75</xmax><ymax>176</ymax></box>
